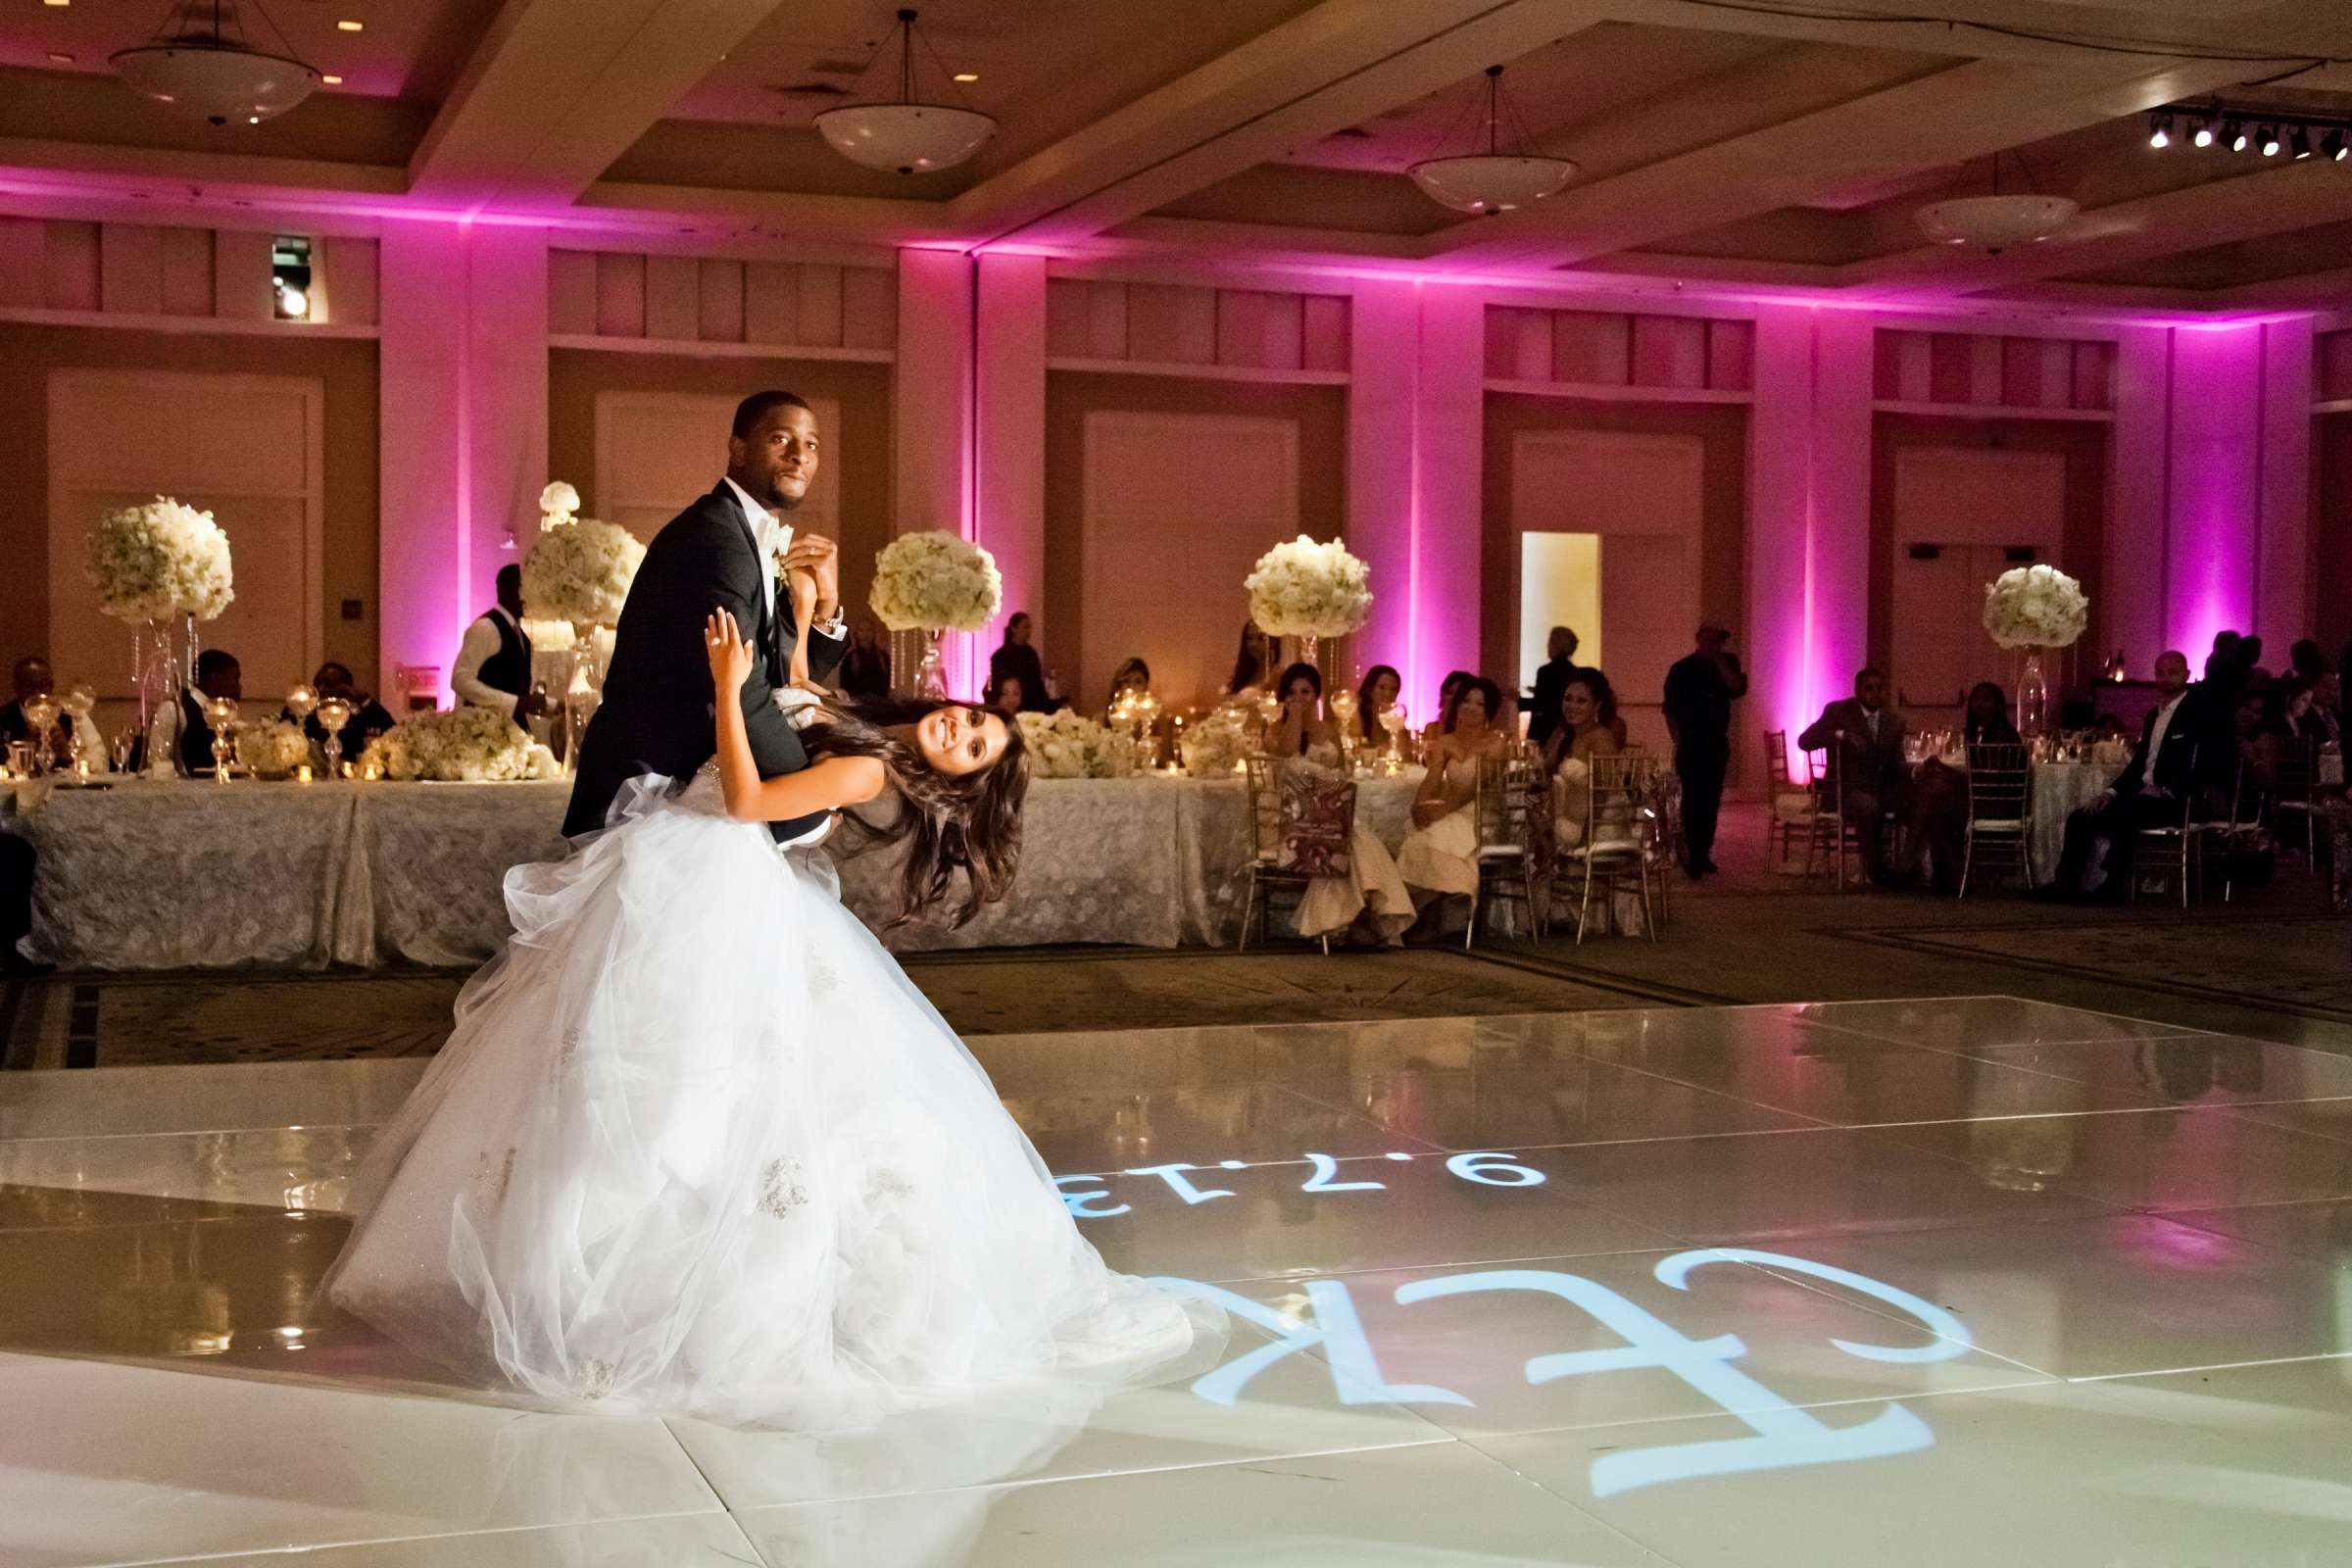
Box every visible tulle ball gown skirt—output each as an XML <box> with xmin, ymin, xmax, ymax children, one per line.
<box><xmin>319</xmin><ymin>777</ymin><xmax>1215</xmax><ymax>1430</ymax></box>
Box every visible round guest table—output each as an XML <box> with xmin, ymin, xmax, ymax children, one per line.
<box><xmin>3</xmin><ymin>771</ymin><xmax>1427</xmax><ymax>970</ymax></box>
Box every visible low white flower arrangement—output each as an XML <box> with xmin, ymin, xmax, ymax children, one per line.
<box><xmin>361</xmin><ymin>706</ymin><xmax>558</xmax><ymax>782</ymax></box>
<box><xmin>1014</xmin><ymin>709</ymin><xmax>1137</xmax><ymax>779</ymax></box>
<box><xmin>241</xmin><ymin>719</ymin><xmax>313</xmax><ymax>779</ymax></box>
<box><xmin>869</xmin><ymin>531</ymin><xmax>1003</xmax><ymax>633</ymax></box>
<box><xmin>521</xmin><ymin>482</ymin><xmax>645</xmax><ymax>629</ymax></box>
<box><xmin>1244</xmin><ymin>534</ymin><xmax>1372</xmax><ymax>639</ymax></box>
<box><xmin>1178</xmin><ymin>708</ymin><xmax>1253</xmax><ymax>778</ymax></box>
<box><xmin>1982</xmin><ymin>564</ymin><xmax>2087</xmax><ymax>650</ymax></box>
<box><xmin>85</xmin><ymin>497</ymin><xmax>235</xmax><ymax>624</ymax></box>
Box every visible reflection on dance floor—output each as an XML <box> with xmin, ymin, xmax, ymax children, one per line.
<box><xmin>5</xmin><ymin>996</ymin><xmax>2352</xmax><ymax>1566</ymax></box>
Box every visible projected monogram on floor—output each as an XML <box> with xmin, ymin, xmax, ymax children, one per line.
<box><xmin>1055</xmin><ymin>1153</ymin><xmax>1973</xmax><ymax>1496</ymax></box>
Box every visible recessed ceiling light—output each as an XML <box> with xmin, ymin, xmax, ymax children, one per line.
<box><xmin>337</xmin><ymin>20</ymin><xmax>363</xmax><ymax>31</ymax></box>
<box><xmin>953</xmin><ymin>72</ymin><xmax>979</xmax><ymax>82</ymax></box>
<box><xmin>42</xmin><ymin>0</ymin><xmax>70</xmax><ymax>9</ymax></box>
<box><xmin>321</xmin><ymin>74</ymin><xmax>342</xmax><ymax>84</ymax></box>
<box><xmin>48</xmin><ymin>51</ymin><xmax>73</xmax><ymax>64</ymax></box>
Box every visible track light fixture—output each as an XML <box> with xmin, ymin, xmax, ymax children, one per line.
<box><xmin>2260</xmin><ymin>125</ymin><xmax>2281</xmax><ymax>157</ymax></box>
<box><xmin>2291</xmin><ymin>127</ymin><xmax>2315</xmax><ymax>160</ymax></box>
<box><xmin>2226</xmin><ymin>119</ymin><xmax>2247</xmax><ymax>152</ymax></box>
<box><xmin>2328</xmin><ymin>129</ymin><xmax>2348</xmax><ymax>162</ymax></box>
<box><xmin>2147</xmin><ymin>112</ymin><xmax>2171</xmax><ymax>149</ymax></box>
<box><xmin>2190</xmin><ymin>117</ymin><xmax>2214</xmax><ymax>148</ymax></box>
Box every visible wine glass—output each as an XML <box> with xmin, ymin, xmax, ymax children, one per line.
<box><xmin>57</xmin><ymin>684</ymin><xmax>97</xmax><ymax>770</ymax></box>
<box><xmin>286</xmin><ymin>683</ymin><xmax>318</xmax><ymax>725</ymax></box>
<box><xmin>315</xmin><ymin>696</ymin><xmax>354</xmax><ymax>778</ymax></box>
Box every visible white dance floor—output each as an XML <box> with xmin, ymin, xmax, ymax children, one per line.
<box><xmin>5</xmin><ymin>996</ymin><xmax>2352</xmax><ymax>1566</ymax></box>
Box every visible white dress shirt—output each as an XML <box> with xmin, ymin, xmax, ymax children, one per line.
<box><xmin>453</xmin><ymin>606</ymin><xmax>528</xmax><ymax>712</ymax></box>
<box><xmin>2139</xmin><ymin>692</ymin><xmax>2186</xmax><ymax>793</ymax></box>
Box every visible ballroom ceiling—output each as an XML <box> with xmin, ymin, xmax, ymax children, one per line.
<box><xmin>8</xmin><ymin>0</ymin><xmax>2352</xmax><ymax>310</ymax></box>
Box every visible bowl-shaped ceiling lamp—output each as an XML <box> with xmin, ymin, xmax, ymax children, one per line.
<box><xmin>1914</xmin><ymin>194</ymin><xmax>2080</xmax><ymax>252</ymax></box>
<box><xmin>815</xmin><ymin>9</ymin><xmax>997</xmax><ymax>174</ymax></box>
<box><xmin>113</xmin><ymin>0</ymin><xmax>319</xmax><ymax>126</ymax></box>
<box><xmin>1408</xmin><ymin>65</ymin><xmax>1576</xmax><ymax>215</ymax></box>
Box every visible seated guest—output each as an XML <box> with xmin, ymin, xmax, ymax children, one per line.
<box><xmin>1105</xmin><ymin>657</ymin><xmax>1152</xmax><ymax>713</ymax></box>
<box><xmin>0</xmin><ymin>657</ymin><xmax>76</xmax><ymax>767</ymax></box>
<box><xmin>452</xmin><ymin>564</ymin><xmax>544</xmax><ymax>723</ymax></box>
<box><xmin>1398</xmin><ymin>676</ymin><xmax>1508</xmax><ymax>939</ymax></box>
<box><xmin>2302</xmin><ymin>671</ymin><xmax>2343</xmax><ymax>747</ymax></box>
<box><xmin>1267</xmin><ymin>662</ymin><xmax>1342</xmax><ymax>760</ymax></box>
<box><xmin>1909</xmin><ymin>682</ymin><xmax>2022</xmax><ymax>895</ymax></box>
<box><xmin>837</xmin><ymin>614</ymin><xmax>893</xmax><ymax>698</ymax></box>
<box><xmin>282</xmin><ymin>661</ymin><xmax>394</xmax><ymax>760</ymax></box>
<box><xmin>2288</xmin><ymin>638</ymin><xmax>2330</xmax><ymax>685</ymax></box>
<box><xmin>1224</xmin><ymin>622</ymin><xmax>1271</xmax><ymax>702</ymax></box>
<box><xmin>2237</xmin><ymin>686</ymin><xmax>2290</xmax><ymax>800</ymax></box>
<box><xmin>986</xmin><ymin>672</ymin><xmax>1026</xmax><ymax>714</ymax></box>
<box><xmin>989</xmin><ymin>612</ymin><xmax>1059</xmax><ymax>713</ymax></box>
<box><xmin>2046</xmin><ymin>650</ymin><xmax>2206</xmax><ymax>902</ymax></box>
<box><xmin>1354</xmin><ymin>664</ymin><xmax>1401</xmax><ymax>748</ymax></box>
<box><xmin>1544</xmin><ymin>671</ymin><xmax>1625</xmax><ymax>850</ymax></box>
<box><xmin>1797</xmin><ymin>666</ymin><xmax>1910</xmax><ymax>885</ymax></box>
<box><xmin>1419</xmin><ymin>670</ymin><xmax>1473</xmax><ymax>748</ymax></box>
<box><xmin>146</xmin><ymin>649</ymin><xmax>242</xmax><ymax>776</ymax></box>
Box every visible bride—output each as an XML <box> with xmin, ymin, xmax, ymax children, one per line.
<box><xmin>320</xmin><ymin>606</ymin><xmax>1216</xmax><ymax>1429</ymax></box>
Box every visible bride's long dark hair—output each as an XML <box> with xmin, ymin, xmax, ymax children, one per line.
<box><xmin>800</xmin><ymin>695</ymin><xmax>1030</xmax><ymax>928</ymax></box>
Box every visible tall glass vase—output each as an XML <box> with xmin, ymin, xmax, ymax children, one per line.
<box><xmin>914</xmin><ymin>630</ymin><xmax>949</xmax><ymax>703</ymax></box>
<box><xmin>2016</xmin><ymin>649</ymin><xmax>2050</xmax><ymax>739</ymax></box>
<box><xmin>130</xmin><ymin>614</ymin><xmax>192</xmax><ymax>771</ymax></box>
<box><xmin>1291</xmin><ymin>633</ymin><xmax>1321</xmax><ymax>678</ymax></box>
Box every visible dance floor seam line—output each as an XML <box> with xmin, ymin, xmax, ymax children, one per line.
<box><xmin>110</xmin><ymin>1504</ymin><xmax>754</xmax><ymax>1568</ymax></box>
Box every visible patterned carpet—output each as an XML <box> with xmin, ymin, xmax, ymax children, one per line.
<box><xmin>1834</xmin><ymin>913</ymin><xmax>2352</xmax><ymax>1023</ymax></box>
<box><xmin>0</xmin><ymin>946</ymin><xmax>1656</xmax><ymax>1069</ymax></box>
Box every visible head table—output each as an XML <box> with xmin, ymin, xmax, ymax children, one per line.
<box><xmin>2</xmin><ymin>771</ymin><xmax>1426</xmax><ymax>970</ymax></box>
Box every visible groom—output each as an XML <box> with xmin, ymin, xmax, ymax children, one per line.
<box><xmin>564</xmin><ymin>390</ymin><xmax>848</xmax><ymax>845</ymax></box>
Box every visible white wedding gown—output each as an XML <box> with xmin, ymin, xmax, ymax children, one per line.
<box><xmin>320</xmin><ymin>768</ymin><xmax>1217</xmax><ymax>1430</ymax></box>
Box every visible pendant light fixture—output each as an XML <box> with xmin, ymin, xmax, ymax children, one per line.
<box><xmin>815</xmin><ymin>9</ymin><xmax>997</xmax><ymax>175</ymax></box>
<box><xmin>113</xmin><ymin>0</ymin><xmax>320</xmax><ymax>126</ymax></box>
<box><xmin>1408</xmin><ymin>65</ymin><xmax>1577</xmax><ymax>216</ymax></box>
<box><xmin>1915</xmin><ymin>149</ymin><xmax>2077</xmax><ymax>253</ymax></box>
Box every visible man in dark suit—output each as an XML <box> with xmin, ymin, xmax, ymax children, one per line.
<box><xmin>1662</xmin><ymin>622</ymin><xmax>1747</xmax><ymax>877</ymax></box>
<box><xmin>564</xmin><ymin>390</ymin><xmax>846</xmax><ymax>845</ymax></box>
<box><xmin>0</xmin><ymin>657</ymin><xmax>75</xmax><ymax>767</ymax></box>
<box><xmin>1798</xmin><ymin>665</ymin><xmax>1910</xmax><ymax>884</ymax></box>
<box><xmin>1524</xmin><ymin>627</ymin><xmax>1590</xmax><ymax>750</ymax></box>
<box><xmin>2047</xmin><ymin>648</ymin><xmax>2208</xmax><ymax>901</ymax></box>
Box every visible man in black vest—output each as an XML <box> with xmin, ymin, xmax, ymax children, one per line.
<box><xmin>564</xmin><ymin>390</ymin><xmax>845</xmax><ymax>845</ymax></box>
<box><xmin>453</xmin><ymin>564</ymin><xmax>544</xmax><ymax>722</ymax></box>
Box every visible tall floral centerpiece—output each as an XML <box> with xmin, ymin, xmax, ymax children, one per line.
<box><xmin>521</xmin><ymin>482</ymin><xmax>644</xmax><ymax>767</ymax></box>
<box><xmin>1982</xmin><ymin>564</ymin><xmax>2088</xmax><ymax>738</ymax></box>
<box><xmin>84</xmin><ymin>497</ymin><xmax>236</xmax><ymax>743</ymax></box>
<box><xmin>1244</xmin><ymin>534</ymin><xmax>1373</xmax><ymax>675</ymax></box>
<box><xmin>868</xmin><ymin>531</ymin><xmax>1003</xmax><ymax>701</ymax></box>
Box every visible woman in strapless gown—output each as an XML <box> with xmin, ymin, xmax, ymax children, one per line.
<box><xmin>318</xmin><ymin>607</ymin><xmax>1218</xmax><ymax>1429</ymax></box>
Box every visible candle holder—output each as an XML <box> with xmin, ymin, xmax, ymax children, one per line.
<box><xmin>315</xmin><ymin>696</ymin><xmax>354</xmax><ymax>779</ymax></box>
<box><xmin>57</xmin><ymin>683</ymin><xmax>97</xmax><ymax>771</ymax></box>
<box><xmin>20</xmin><ymin>694</ymin><xmax>59</xmax><ymax>777</ymax></box>
<box><xmin>203</xmin><ymin>696</ymin><xmax>239</xmax><ymax>781</ymax></box>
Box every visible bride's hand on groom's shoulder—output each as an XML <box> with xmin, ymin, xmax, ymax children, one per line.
<box><xmin>706</xmin><ymin>609</ymin><xmax>758</xmax><ymax>692</ymax></box>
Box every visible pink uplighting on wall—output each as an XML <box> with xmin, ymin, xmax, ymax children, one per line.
<box><xmin>2166</xmin><ymin>325</ymin><xmax>2262</xmax><ymax>666</ymax></box>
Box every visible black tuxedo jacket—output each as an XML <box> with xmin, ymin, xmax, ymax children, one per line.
<box><xmin>563</xmin><ymin>483</ymin><xmax>846</xmax><ymax>844</ymax></box>
<box><xmin>2114</xmin><ymin>687</ymin><xmax>2208</xmax><ymax>801</ymax></box>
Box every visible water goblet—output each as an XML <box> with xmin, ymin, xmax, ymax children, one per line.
<box><xmin>203</xmin><ymin>696</ymin><xmax>239</xmax><ymax>780</ymax></box>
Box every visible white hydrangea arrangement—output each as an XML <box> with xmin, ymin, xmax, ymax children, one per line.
<box><xmin>361</xmin><ymin>706</ymin><xmax>560</xmax><ymax>782</ymax></box>
<box><xmin>1014</xmin><ymin>709</ymin><xmax>1137</xmax><ymax>779</ymax></box>
<box><xmin>84</xmin><ymin>497</ymin><xmax>235</xmax><ymax>623</ymax></box>
<box><xmin>869</xmin><ymin>531</ymin><xmax>1003</xmax><ymax>633</ymax></box>
<box><xmin>521</xmin><ymin>481</ymin><xmax>645</xmax><ymax>629</ymax></box>
<box><xmin>240</xmin><ymin>719</ymin><xmax>313</xmax><ymax>779</ymax></box>
<box><xmin>1981</xmin><ymin>564</ymin><xmax>2088</xmax><ymax>650</ymax></box>
<box><xmin>1178</xmin><ymin>707</ymin><xmax>1253</xmax><ymax>777</ymax></box>
<box><xmin>1244</xmin><ymin>534</ymin><xmax>1372</xmax><ymax>638</ymax></box>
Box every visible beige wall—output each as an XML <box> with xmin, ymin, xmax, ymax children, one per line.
<box><xmin>0</xmin><ymin>323</ymin><xmax>380</xmax><ymax>691</ymax></box>
<box><xmin>1044</xmin><ymin>371</ymin><xmax>1347</xmax><ymax>711</ymax></box>
<box><xmin>546</xmin><ymin>349</ymin><xmax>894</xmax><ymax>613</ymax></box>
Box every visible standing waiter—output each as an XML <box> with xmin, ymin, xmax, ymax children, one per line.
<box><xmin>453</xmin><ymin>564</ymin><xmax>546</xmax><ymax>722</ymax></box>
<box><xmin>1662</xmin><ymin>621</ymin><xmax>1746</xmax><ymax>878</ymax></box>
